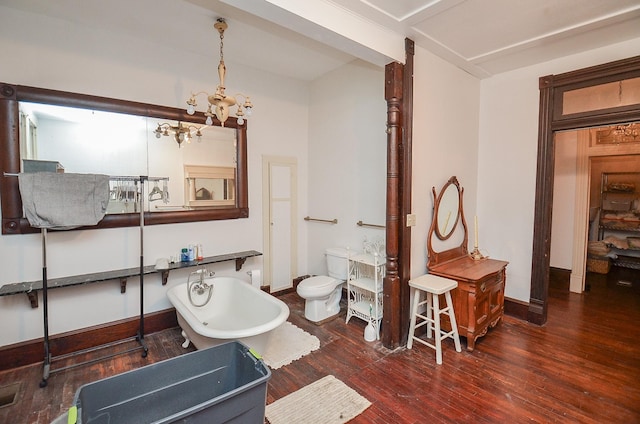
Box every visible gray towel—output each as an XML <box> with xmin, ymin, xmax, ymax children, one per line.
<box><xmin>18</xmin><ymin>172</ymin><xmax>110</xmax><ymax>229</ymax></box>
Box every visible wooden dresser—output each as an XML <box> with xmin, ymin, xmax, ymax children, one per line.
<box><xmin>424</xmin><ymin>177</ymin><xmax>509</xmax><ymax>352</ymax></box>
<box><xmin>429</xmin><ymin>256</ymin><xmax>508</xmax><ymax>351</ymax></box>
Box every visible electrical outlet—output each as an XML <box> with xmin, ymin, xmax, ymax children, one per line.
<box><xmin>406</xmin><ymin>214</ymin><xmax>416</xmax><ymax>227</ymax></box>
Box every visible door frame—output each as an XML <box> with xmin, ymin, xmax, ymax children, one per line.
<box><xmin>262</xmin><ymin>155</ymin><xmax>298</xmax><ymax>292</ymax></box>
<box><xmin>568</xmin><ymin>129</ymin><xmax>590</xmax><ymax>293</ymax></box>
<box><xmin>530</xmin><ymin>55</ymin><xmax>640</xmax><ymax>325</ymax></box>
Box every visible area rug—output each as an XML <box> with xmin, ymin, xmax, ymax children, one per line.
<box><xmin>265</xmin><ymin>375</ymin><xmax>371</xmax><ymax>424</ymax></box>
<box><xmin>262</xmin><ymin>321</ymin><xmax>320</xmax><ymax>369</ymax></box>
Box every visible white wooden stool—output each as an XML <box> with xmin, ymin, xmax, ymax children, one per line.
<box><xmin>407</xmin><ymin>274</ymin><xmax>461</xmax><ymax>364</ymax></box>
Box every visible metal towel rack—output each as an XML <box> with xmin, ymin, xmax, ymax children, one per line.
<box><xmin>357</xmin><ymin>220</ymin><xmax>385</xmax><ymax>229</ymax></box>
<box><xmin>4</xmin><ymin>173</ymin><xmax>168</xmax><ymax>386</ymax></box>
<box><xmin>304</xmin><ymin>216</ymin><xmax>338</xmax><ymax>224</ymax></box>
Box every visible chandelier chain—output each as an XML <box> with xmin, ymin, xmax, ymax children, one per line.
<box><xmin>219</xmin><ymin>30</ymin><xmax>224</xmax><ymax>62</ymax></box>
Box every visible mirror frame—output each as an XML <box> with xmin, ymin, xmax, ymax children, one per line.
<box><xmin>426</xmin><ymin>176</ymin><xmax>468</xmax><ymax>268</ymax></box>
<box><xmin>0</xmin><ymin>82</ymin><xmax>248</xmax><ymax>234</ymax></box>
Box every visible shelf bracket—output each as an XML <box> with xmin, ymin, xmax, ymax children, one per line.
<box><xmin>161</xmin><ymin>270</ymin><xmax>169</xmax><ymax>285</ymax></box>
<box><xmin>26</xmin><ymin>291</ymin><xmax>38</xmax><ymax>308</ymax></box>
<box><xmin>235</xmin><ymin>257</ymin><xmax>247</xmax><ymax>271</ymax></box>
<box><xmin>120</xmin><ymin>278</ymin><xmax>127</xmax><ymax>294</ymax></box>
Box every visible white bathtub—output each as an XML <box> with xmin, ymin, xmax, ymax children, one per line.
<box><xmin>167</xmin><ymin>276</ymin><xmax>289</xmax><ymax>354</ymax></box>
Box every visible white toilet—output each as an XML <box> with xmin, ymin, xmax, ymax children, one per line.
<box><xmin>297</xmin><ymin>247</ymin><xmax>351</xmax><ymax>323</ymax></box>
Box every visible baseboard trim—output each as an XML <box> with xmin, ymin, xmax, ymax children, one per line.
<box><xmin>550</xmin><ymin>267</ymin><xmax>571</xmax><ymax>279</ymax></box>
<box><xmin>1</xmin><ymin>295</ymin><xmax>533</xmax><ymax>371</ymax></box>
<box><xmin>504</xmin><ymin>297</ymin><xmax>529</xmax><ymax>321</ymax></box>
<box><xmin>0</xmin><ymin>308</ymin><xmax>178</xmax><ymax>371</ymax></box>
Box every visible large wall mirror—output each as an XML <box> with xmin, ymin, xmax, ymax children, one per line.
<box><xmin>0</xmin><ymin>82</ymin><xmax>248</xmax><ymax>234</ymax></box>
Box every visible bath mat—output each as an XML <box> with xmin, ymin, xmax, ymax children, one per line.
<box><xmin>262</xmin><ymin>321</ymin><xmax>320</xmax><ymax>369</ymax></box>
<box><xmin>265</xmin><ymin>375</ymin><xmax>371</xmax><ymax>424</ymax></box>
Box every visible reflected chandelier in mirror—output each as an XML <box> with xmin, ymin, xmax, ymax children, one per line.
<box><xmin>154</xmin><ymin>121</ymin><xmax>204</xmax><ymax>147</ymax></box>
<box><xmin>0</xmin><ymin>82</ymin><xmax>248</xmax><ymax>235</ymax></box>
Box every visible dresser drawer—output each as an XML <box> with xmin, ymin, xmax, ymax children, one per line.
<box><xmin>474</xmin><ymin>269</ymin><xmax>504</xmax><ymax>294</ymax></box>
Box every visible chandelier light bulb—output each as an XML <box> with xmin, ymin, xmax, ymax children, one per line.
<box><xmin>205</xmin><ymin>116</ymin><xmax>213</xmax><ymax>126</ymax></box>
<box><xmin>186</xmin><ymin>103</ymin><xmax>196</xmax><ymax>115</ymax></box>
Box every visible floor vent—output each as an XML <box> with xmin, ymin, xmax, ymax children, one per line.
<box><xmin>0</xmin><ymin>382</ymin><xmax>20</xmax><ymax>409</ymax></box>
<box><xmin>616</xmin><ymin>280</ymin><xmax>633</xmax><ymax>287</ymax></box>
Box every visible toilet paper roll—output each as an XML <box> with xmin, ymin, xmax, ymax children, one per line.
<box><xmin>249</xmin><ymin>270</ymin><xmax>261</xmax><ymax>288</ymax></box>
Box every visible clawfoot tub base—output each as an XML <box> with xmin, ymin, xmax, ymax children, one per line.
<box><xmin>181</xmin><ymin>330</ymin><xmax>191</xmax><ymax>349</ymax></box>
<box><xmin>167</xmin><ymin>276</ymin><xmax>290</xmax><ymax>354</ymax></box>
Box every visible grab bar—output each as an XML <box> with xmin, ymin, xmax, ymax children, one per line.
<box><xmin>304</xmin><ymin>216</ymin><xmax>338</xmax><ymax>224</ymax></box>
<box><xmin>357</xmin><ymin>220</ymin><xmax>385</xmax><ymax>229</ymax></box>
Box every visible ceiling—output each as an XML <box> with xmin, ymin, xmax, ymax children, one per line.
<box><xmin>1</xmin><ymin>0</ymin><xmax>639</xmax><ymax>81</ymax></box>
<box><xmin>323</xmin><ymin>0</ymin><xmax>640</xmax><ymax>77</ymax></box>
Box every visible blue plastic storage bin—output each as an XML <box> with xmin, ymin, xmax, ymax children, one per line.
<box><xmin>62</xmin><ymin>341</ymin><xmax>270</xmax><ymax>424</ymax></box>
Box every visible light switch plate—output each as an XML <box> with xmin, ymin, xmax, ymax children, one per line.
<box><xmin>406</xmin><ymin>214</ymin><xmax>416</xmax><ymax>227</ymax></box>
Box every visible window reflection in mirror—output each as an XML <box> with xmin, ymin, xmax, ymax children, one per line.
<box><xmin>18</xmin><ymin>102</ymin><xmax>238</xmax><ymax>214</ymax></box>
<box><xmin>184</xmin><ymin>165</ymin><xmax>235</xmax><ymax>207</ymax></box>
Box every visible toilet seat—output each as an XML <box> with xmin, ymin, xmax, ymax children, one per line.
<box><xmin>297</xmin><ymin>275</ymin><xmax>340</xmax><ymax>297</ymax></box>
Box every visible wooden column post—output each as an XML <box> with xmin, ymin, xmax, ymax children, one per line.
<box><xmin>382</xmin><ymin>39</ymin><xmax>414</xmax><ymax>349</ymax></box>
<box><xmin>383</xmin><ymin>62</ymin><xmax>403</xmax><ymax>348</ymax></box>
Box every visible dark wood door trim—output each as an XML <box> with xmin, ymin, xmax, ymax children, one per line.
<box><xmin>399</xmin><ymin>39</ymin><xmax>415</xmax><ymax>346</ymax></box>
<box><xmin>530</xmin><ymin>55</ymin><xmax>640</xmax><ymax>325</ymax></box>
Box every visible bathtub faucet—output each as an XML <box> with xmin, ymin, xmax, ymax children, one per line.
<box><xmin>187</xmin><ymin>268</ymin><xmax>215</xmax><ymax>307</ymax></box>
<box><xmin>192</xmin><ymin>273</ymin><xmax>210</xmax><ymax>294</ymax></box>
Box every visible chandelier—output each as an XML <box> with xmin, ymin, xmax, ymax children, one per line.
<box><xmin>154</xmin><ymin>122</ymin><xmax>203</xmax><ymax>147</ymax></box>
<box><xmin>186</xmin><ymin>18</ymin><xmax>253</xmax><ymax>127</ymax></box>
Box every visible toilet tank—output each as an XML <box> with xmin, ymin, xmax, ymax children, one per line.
<box><xmin>325</xmin><ymin>247</ymin><xmax>351</xmax><ymax>280</ymax></box>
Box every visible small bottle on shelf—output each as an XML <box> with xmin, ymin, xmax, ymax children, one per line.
<box><xmin>197</xmin><ymin>244</ymin><xmax>204</xmax><ymax>261</ymax></box>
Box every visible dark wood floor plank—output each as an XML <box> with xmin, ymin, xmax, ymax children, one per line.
<box><xmin>0</xmin><ymin>267</ymin><xmax>638</xmax><ymax>423</ymax></box>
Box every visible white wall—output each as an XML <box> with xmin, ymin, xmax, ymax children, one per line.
<box><xmin>478</xmin><ymin>37</ymin><xmax>640</xmax><ymax>302</ymax></box>
<box><xmin>0</xmin><ymin>5</ymin><xmax>310</xmax><ymax>347</ymax></box>
<box><xmin>410</xmin><ymin>45</ymin><xmax>481</xmax><ymax>278</ymax></box>
<box><xmin>307</xmin><ymin>60</ymin><xmax>387</xmax><ymax>273</ymax></box>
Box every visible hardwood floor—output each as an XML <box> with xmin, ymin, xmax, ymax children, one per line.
<box><xmin>0</xmin><ymin>268</ymin><xmax>638</xmax><ymax>423</ymax></box>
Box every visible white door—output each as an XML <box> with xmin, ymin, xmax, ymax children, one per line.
<box><xmin>263</xmin><ymin>156</ymin><xmax>297</xmax><ymax>292</ymax></box>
